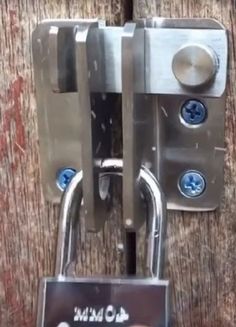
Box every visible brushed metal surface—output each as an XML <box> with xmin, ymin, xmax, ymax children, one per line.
<box><xmin>122</xmin><ymin>22</ymin><xmax>146</xmax><ymax>230</ymax></box>
<box><xmin>122</xmin><ymin>23</ymin><xmax>138</xmax><ymax>230</ymax></box>
<box><xmin>75</xmin><ymin>22</ymin><xmax>107</xmax><ymax>231</ymax></box>
<box><xmin>157</xmin><ymin>95</ymin><xmax>225</xmax><ymax>211</ymax></box>
<box><xmin>172</xmin><ymin>44</ymin><xmax>218</xmax><ymax>88</ymax></box>
<box><xmin>142</xmin><ymin>17</ymin><xmax>226</xmax><ymax>29</ymax></box>
<box><xmin>32</xmin><ymin>18</ymin><xmax>228</xmax><ymax>212</ymax></box>
<box><xmin>32</xmin><ymin>21</ymin><xmax>82</xmax><ymax>201</ymax></box>
<box><xmin>146</xmin><ymin>28</ymin><xmax>227</xmax><ymax>96</ymax></box>
<box><xmin>33</xmin><ymin>21</ymin><xmax>227</xmax><ymax>96</ymax></box>
<box><xmin>32</xmin><ymin>20</ymin><xmax>114</xmax><ymax>207</ymax></box>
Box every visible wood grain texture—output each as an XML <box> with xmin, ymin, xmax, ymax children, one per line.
<box><xmin>133</xmin><ymin>1</ymin><xmax>236</xmax><ymax>326</ymax></box>
<box><xmin>1</xmin><ymin>1</ymin><xmax>236</xmax><ymax>327</ymax></box>
<box><xmin>0</xmin><ymin>1</ymin><xmax>128</xmax><ymax>326</ymax></box>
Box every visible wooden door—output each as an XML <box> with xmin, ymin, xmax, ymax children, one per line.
<box><xmin>0</xmin><ymin>1</ymin><xmax>235</xmax><ymax>326</ymax></box>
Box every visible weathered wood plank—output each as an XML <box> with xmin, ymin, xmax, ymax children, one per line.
<box><xmin>2</xmin><ymin>0</ymin><xmax>236</xmax><ymax>326</ymax></box>
<box><xmin>0</xmin><ymin>1</ymin><xmax>128</xmax><ymax>326</ymax></box>
<box><xmin>133</xmin><ymin>1</ymin><xmax>236</xmax><ymax>326</ymax></box>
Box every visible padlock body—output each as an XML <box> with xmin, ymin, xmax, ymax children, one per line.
<box><xmin>37</xmin><ymin>277</ymin><xmax>170</xmax><ymax>327</ymax></box>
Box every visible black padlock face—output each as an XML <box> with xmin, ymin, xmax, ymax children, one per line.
<box><xmin>37</xmin><ymin>277</ymin><xmax>170</xmax><ymax>327</ymax></box>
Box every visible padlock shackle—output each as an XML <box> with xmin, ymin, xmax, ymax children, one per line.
<box><xmin>140</xmin><ymin>165</ymin><xmax>166</xmax><ymax>279</ymax></box>
<box><xmin>55</xmin><ymin>170</ymin><xmax>83</xmax><ymax>277</ymax></box>
<box><xmin>55</xmin><ymin>159</ymin><xmax>166</xmax><ymax>279</ymax></box>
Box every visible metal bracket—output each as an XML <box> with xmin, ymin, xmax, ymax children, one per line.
<box><xmin>32</xmin><ymin>18</ymin><xmax>228</xmax><ymax>230</ymax></box>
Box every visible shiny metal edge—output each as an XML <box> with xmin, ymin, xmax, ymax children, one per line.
<box><xmin>122</xmin><ymin>22</ymin><xmax>141</xmax><ymax>230</ymax></box>
<box><xmin>40</xmin><ymin>276</ymin><xmax>170</xmax><ymax>285</ymax></box>
<box><xmin>40</xmin><ymin>18</ymin><xmax>102</xmax><ymax>26</ymax></box>
<box><xmin>40</xmin><ymin>17</ymin><xmax>225</xmax><ymax>29</ymax></box>
<box><xmin>36</xmin><ymin>278</ymin><xmax>47</xmax><ymax>327</ymax></box>
<box><xmin>165</xmin><ymin>282</ymin><xmax>171</xmax><ymax>327</ymax></box>
<box><xmin>48</xmin><ymin>26</ymin><xmax>59</xmax><ymax>92</ymax></box>
<box><xmin>142</xmin><ymin>17</ymin><xmax>226</xmax><ymax>29</ymax></box>
<box><xmin>75</xmin><ymin>22</ymin><xmax>99</xmax><ymax>231</ymax></box>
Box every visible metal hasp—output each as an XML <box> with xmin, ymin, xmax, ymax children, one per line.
<box><xmin>32</xmin><ymin>18</ymin><xmax>228</xmax><ymax>230</ymax></box>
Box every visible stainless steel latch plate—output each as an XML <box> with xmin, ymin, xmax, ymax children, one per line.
<box><xmin>32</xmin><ymin>18</ymin><xmax>228</xmax><ymax>229</ymax></box>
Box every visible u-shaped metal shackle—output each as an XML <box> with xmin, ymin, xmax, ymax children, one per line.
<box><xmin>55</xmin><ymin>159</ymin><xmax>166</xmax><ymax>280</ymax></box>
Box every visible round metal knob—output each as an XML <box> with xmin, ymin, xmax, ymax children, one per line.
<box><xmin>172</xmin><ymin>44</ymin><xmax>218</xmax><ymax>88</ymax></box>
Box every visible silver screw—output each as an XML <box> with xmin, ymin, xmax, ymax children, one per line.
<box><xmin>56</xmin><ymin>167</ymin><xmax>76</xmax><ymax>191</ymax></box>
<box><xmin>125</xmin><ymin>219</ymin><xmax>133</xmax><ymax>227</ymax></box>
<box><xmin>178</xmin><ymin>170</ymin><xmax>206</xmax><ymax>198</ymax></box>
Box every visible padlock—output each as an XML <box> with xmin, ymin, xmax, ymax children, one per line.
<box><xmin>37</xmin><ymin>159</ymin><xmax>170</xmax><ymax>327</ymax></box>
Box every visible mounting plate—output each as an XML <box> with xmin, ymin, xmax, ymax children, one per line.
<box><xmin>32</xmin><ymin>18</ymin><xmax>227</xmax><ymax>230</ymax></box>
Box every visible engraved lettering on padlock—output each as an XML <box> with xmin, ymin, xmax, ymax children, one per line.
<box><xmin>37</xmin><ymin>159</ymin><xmax>169</xmax><ymax>327</ymax></box>
<box><xmin>73</xmin><ymin>305</ymin><xmax>128</xmax><ymax>323</ymax></box>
